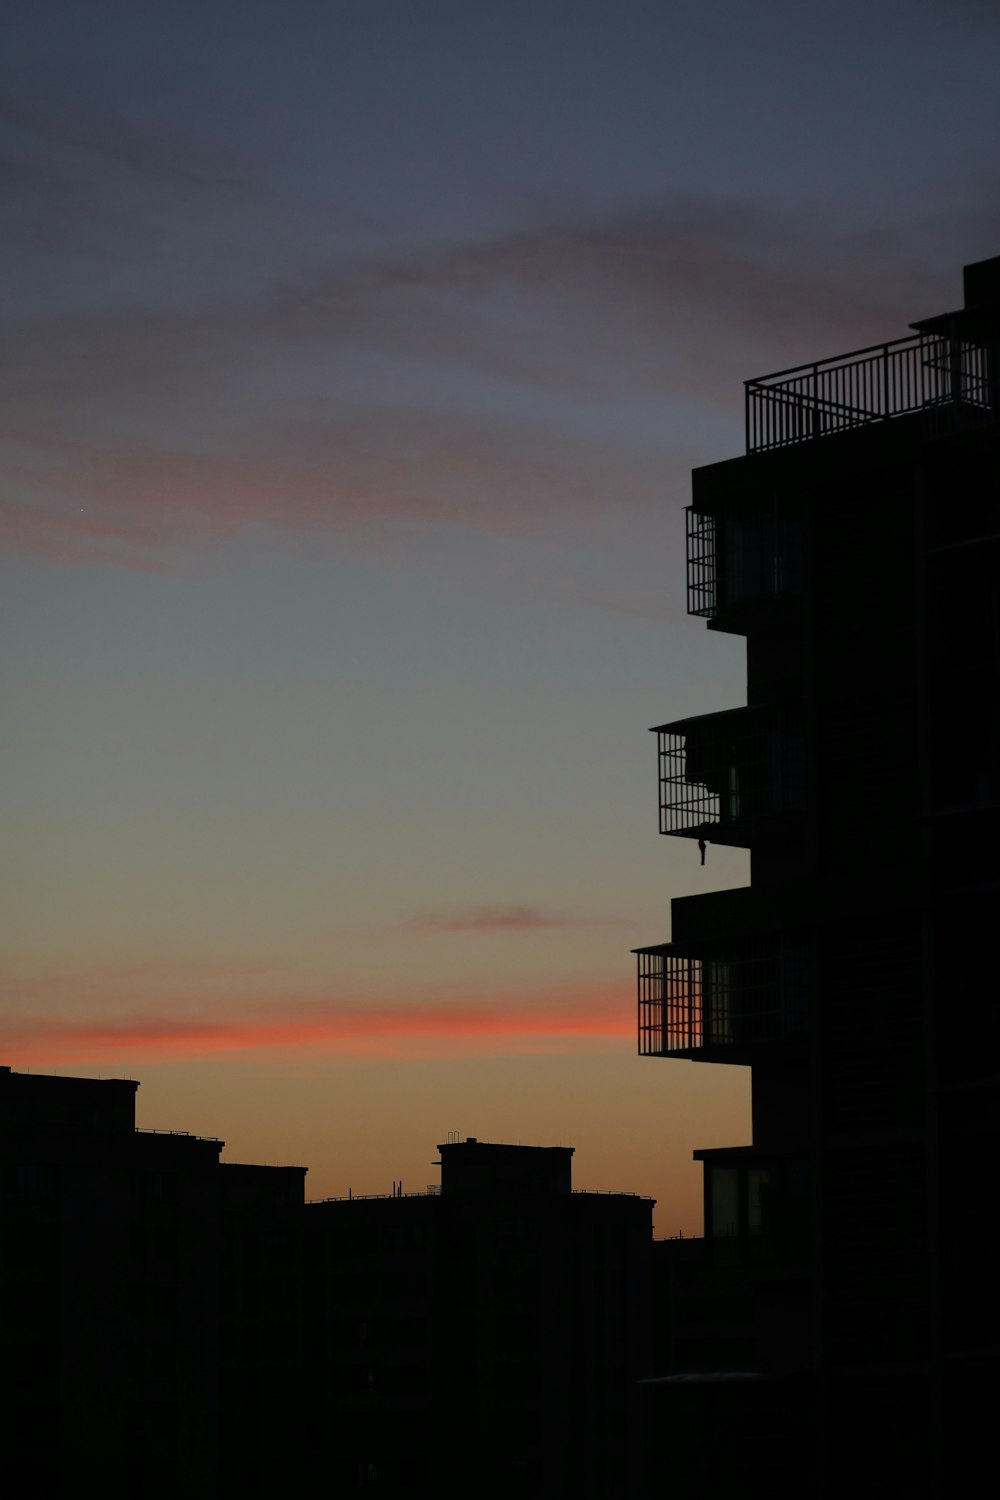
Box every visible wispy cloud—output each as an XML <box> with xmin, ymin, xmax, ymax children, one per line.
<box><xmin>4</xmin><ymin>97</ymin><xmax>999</xmax><ymax>575</ymax></box>
<box><xmin>407</xmin><ymin>904</ymin><xmax>580</xmax><ymax>934</ymax></box>
<box><xmin>0</xmin><ymin>405</ymin><xmax>659</xmax><ymax>573</ymax></box>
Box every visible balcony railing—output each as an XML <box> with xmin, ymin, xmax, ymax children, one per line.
<box><xmin>686</xmin><ymin>508</ymin><xmax>718</xmax><ymax>617</ymax></box>
<box><xmin>745</xmin><ymin>331</ymin><xmax>993</xmax><ymax>454</ymax></box>
<box><xmin>654</xmin><ymin>705</ymin><xmax>803</xmax><ymax>842</ymax></box>
<box><xmin>637</xmin><ymin>941</ymin><xmax>808</xmax><ymax>1058</ymax></box>
<box><xmin>686</xmin><ymin>505</ymin><xmax>800</xmax><ymax>620</ymax></box>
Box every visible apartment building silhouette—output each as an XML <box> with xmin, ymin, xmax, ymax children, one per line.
<box><xmin>637</xmin><ymin>255</ymin><xmax>1000</xmax><ymax>1497</ymax></box>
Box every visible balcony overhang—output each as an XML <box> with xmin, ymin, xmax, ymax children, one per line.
<box><xmin>911</xmin><ymin>306</ymin><xmax>998</xmax><ymax>344</ymax></box>
<box><xmin>650</xmin><ymin>703</ymin><xmax>762</xmax><ymax>739</ymax></box>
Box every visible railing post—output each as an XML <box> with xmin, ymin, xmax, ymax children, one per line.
<box><xmin>811</xmin><ymin>364</ymin><xmax>819</xmax><ymax>439</ymax></box>
<box><xmin>882</xmin><ymin>343</ymin><xmax>890</xmax><ymax>419</ymax></box>
<box><xmin>950</xmin><ymin>331</ymin><xmax>962</xmax><ymax>429</ymax></box>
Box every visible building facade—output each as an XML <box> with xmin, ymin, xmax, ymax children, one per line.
<box><xmin>303</xmin><ymin>1138</ymin><xmax>653</xmax><ymax>1499</ymax></box>
<box><xmin>1</xmin><ymin>1069</ymin><xmax>652</xmax><ymax>1498</ymax></box>
<box><xmin>638</xmin><ymin>256</ymin><xmax>1000</xmax><ymax>1497</ymax></box>
<box><xmin>0</xmin><ymin>1065</ymin><xmax>307</xmax><ymax>1499</ymax></box>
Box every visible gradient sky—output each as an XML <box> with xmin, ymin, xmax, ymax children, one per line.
<box><xmin>3</xmin><ymin>0</ymin><xmax>1000</xmax><ymax>1232</ymax></box>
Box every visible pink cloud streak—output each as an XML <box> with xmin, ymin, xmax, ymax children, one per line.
<box><xmin>0</xmin><ymin>986</ymin><xmax>633</xmax><ymax>1065</ymax></box>
<box><xmin>9</xmin><ymin>195</ymin><xmax>997</xmax><ymax>574</ymax></box>
<box><xmin>407</xmin><ymin>905</ymin><xmax>578</xmax><ymax>934</ymax></box>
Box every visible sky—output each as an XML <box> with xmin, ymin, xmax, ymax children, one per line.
<box><xmin>3</xmin><ymin>0</ymin><xmax>1000</xmax><ymax>1232</ymax></box>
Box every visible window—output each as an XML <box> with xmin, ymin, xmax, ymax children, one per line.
<box><xmin>708</xmin><ymin>1159</ymin><xmax>811</xmax><ymax>1267</ymax></box>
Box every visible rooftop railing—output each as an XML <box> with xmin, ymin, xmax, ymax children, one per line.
<box><xmin>135</xmin><ymin>1127</ymin><xmax>222</xmax><ymax>1142</ymax></box>
<box><xmin>745</xmin><ymin>331</ymin><xmax>993</xmax><ymax>453</ymax></box>
<box><xmin>308</xmin><ymin>1188</ymin><xmax>650</xmax><ymax>1203</ymax></box>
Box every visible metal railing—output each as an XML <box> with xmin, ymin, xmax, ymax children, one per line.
<box><xmin>686</xmin><ymin>508</ymin><xmax>718</xmax><ymax>617</ymax></box>
<box><xmin>686</xmin><ymin>506</ymin><xmax>801</xmax><ymax>621</ymax></box>
<box><xmin>136</xmin><ymin>1128</ymin><xmax>222</xmax><ymax>1141</ymax></box>
<box><xmin>637</xmin><ymin>942</ymin><xmax>808</xmax><ymax>1057</ymax></box>
<box><xmin>746</xmin><ymin>332</ymin><xmax>993</xmax><ymax>453</ymax></box>
<box><xmin>308</xmin><ymin>1187</ymin><xmax>649</xmax><ymax>1203</ymax></box>
<box><xmin>638</xmin><ymin>945</ymin><xmax>702</xmax><ymax>1054</ymax></box>
<box><xmin>308</xmin><ymin>1191</ymin><xmax>437</xmax><ymax>1204</ymax></box>
<box><xmin>655</xmin><ymin>705</ymin><xmax>803</xmax><ymax>840</ymax></box>
<box><xmin>571</xmin><ymin>1189</ymin><xmax>649</xmax><ymax>1198</ymax></box>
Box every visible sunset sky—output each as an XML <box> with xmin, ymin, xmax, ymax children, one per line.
<box><xmin>3</xmin><ymin>0</ymin><xmax>1000</xmax><ymax>1231</ymax></box>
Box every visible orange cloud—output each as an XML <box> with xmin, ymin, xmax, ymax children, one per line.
<box><xmin>0</xmin><ymin>985</ymin><xmax>634</xmax><ymax>1066</ymax></box>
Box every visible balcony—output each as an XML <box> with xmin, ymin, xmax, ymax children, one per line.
<box><xmin>636</xmin><ymin>940</ymin><xmax>808</xmax><ymax>1062</ymax></box>
<box><xmin>686</xmin><ymin>505</ymin><xmax>800</xmax><ymax>621</ymax></box>
<box><xmin>654</xmin><ymin>705</ymin><xmax>803</xmax><ymax>845</ymax></box>
<box><xmin>745</xmin><ymin>330</ymin><xmax>994</xmax><ymax>454</ymax></box>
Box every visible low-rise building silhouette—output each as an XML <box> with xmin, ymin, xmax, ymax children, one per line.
<box><xmin>0</xmin><ymin>1067</ymin><xmax>652</xmax><ymax>1498</ymax></box>
<box><xmin>3</xmin><ymin>1067</ymin><xmax>234</xmax><ymax>1497</ymax></box>
<box><xmin>305</xmin><ymin>1137</ymin><xmax>652</xmax><ymax>1498</ymax></box>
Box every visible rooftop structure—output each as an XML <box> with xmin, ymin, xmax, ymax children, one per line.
<box><xmin>436</xmin><ymin>1136</ymin><xmax>574</xmax><ymax>1195</ymax></box>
